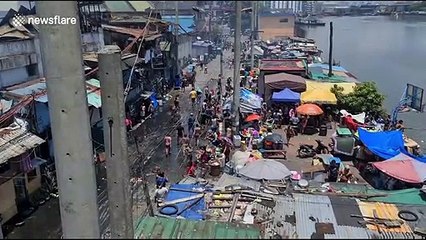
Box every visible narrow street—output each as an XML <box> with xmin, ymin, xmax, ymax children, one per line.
<box><xmin>5</xmin><ymin>49</ymin><xmax>234</xmax><ymax>239</ymax></box>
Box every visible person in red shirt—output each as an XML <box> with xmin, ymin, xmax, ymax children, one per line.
<box><xmin>164</xmin><ymin>134</ymin><xmax>172</xmax><ymax>157</ymax></box>
<box><xmin>185</xmin><ymin>161</ymin><xmax>197</xmax><ymax>177</ymax></box>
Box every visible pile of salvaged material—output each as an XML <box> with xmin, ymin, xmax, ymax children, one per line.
<box><xmin>205</xmin><ymin>187</ymin><xmax>275</xmax><ymax>224</ymax></box>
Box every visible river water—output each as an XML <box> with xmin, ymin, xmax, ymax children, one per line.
<box><xmin>304</xmin><ymin>15</ymin><xmax>426</xmax><ymax>151</ymax></box>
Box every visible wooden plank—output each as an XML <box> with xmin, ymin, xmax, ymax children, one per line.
<box><xmin>158</xmin><ymin>193</ymin><xmax>204</xmax><ymax>207</ymax></box>
<box><xmin>227</xmin><ymin>193</ymin><xmax>241</xmax><ymax>222</ymax></box>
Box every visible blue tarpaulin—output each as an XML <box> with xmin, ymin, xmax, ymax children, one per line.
<box><xmin>358</xmin><ymin>129</ymin><xmax>404</xmax><ymax>159</ymax></box>
<box><xmin>358</xmin><ymin>129</ymin><xmax>426</xmax><ymax>163</ymax></box>
<box><xmin>271</xmin><ymin>88</ymin><xmax>300</xmax><ymax>103</ymax></box>
<box><xmin>163</xmin><ymin>184</ymin><xmax>205</xmax><ymax>220</ymax></box>
<box><xmin>149</xmin><ymin>95</ymin><xmax>159</xmax><ymax>109</ymax></box>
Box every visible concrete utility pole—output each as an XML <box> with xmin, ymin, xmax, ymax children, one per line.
<box><xmin>99</xmin><ymin>45</ymin><xmax>134</xmax><ymax>239</ymax></box>
<box><xmin>208</xmin><ymin>3</ymin><xmax>212</xmax><ymax>41</ymax></box>
<box><xmin>233</xmin><ymin>0</ymin><xmax>242</xmax><ymax>133</ymax></box>
<box><xmin>220</xmin><ymin>50</ymin><xmax>224</xmax><ymax>78</ymax></box>
<box><xmin>250</xmin><ymin>1</ymin><xmax>255</xmax><ymax>69</ymax></box>
<box><xmin>328</xmin><ymin>22</ymin><xmax>333</xmax><ymax>77</ymax></box>
<box><xmin>175</xmin><ymin>0</ymin><xmax>180</xmax><ymax>74</ymax></box>
<box><xmin>36</xmin><ymin>1</ymin><xmax>100</xmax><ymax>238</ymax></box>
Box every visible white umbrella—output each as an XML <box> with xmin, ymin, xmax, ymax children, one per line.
<box><xmin>239</xmin><ymin>159</ymin><xmax>291</xmax><ymax>180</ymax></box>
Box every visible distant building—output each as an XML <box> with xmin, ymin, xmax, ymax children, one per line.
<box><xmin>258</xmin><ymin>12</ymin><xmax>295</xmax><ymax>40</ymax></box>
<box><xmin>262</xmin><ymin>1</ymin><xmax>303</xmax><ymax>13</ymax></box>
<box><xmin>302</xmin><ymin>1</ymin><xmax>315</xmax><ymax>14</ymax></box>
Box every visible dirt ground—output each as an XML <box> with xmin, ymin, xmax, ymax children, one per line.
<box><xmin>272</xmin><ymin>126</ymin><xmax>367</xmax><ymax>184</ymax></box>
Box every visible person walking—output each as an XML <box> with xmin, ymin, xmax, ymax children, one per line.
<box><xmin>164</xmin><ymin>134</ymin><xmax>172</xmax><ymax>157</ymax></box>
<box><xmin>188</xmin><ymin>113</ymin><xmax>195</xmax><ymax>137</ymax></box>
<box><xmin>173</xmin><ymin>95</ymin><xmax>180</xmax><ymax>111</ymax></box>
<box><xmin>176</xmin><ymin>124</ymin><xmax>184</xmax><ymax>144</ymax></box>
<box><xmin>285</xmin><ymin>125</ymin><xmax>295</xmax><ymax>146</ymax></box>
<box><xmin>189</xmin><ymin>88</ymin><xmax>197</xmax><ymax>107</ymax></box>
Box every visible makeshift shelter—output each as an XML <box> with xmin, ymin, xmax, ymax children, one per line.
<box><xmin>301</xmin><ymin>81</ymin><xmax>356</xmax><ymax>104</ymax></box>
<box><xmin>245</xmin><ymin>45</ymin><xmax>264</xmax><ymax>56</ymax></box>
<box><xmin>373</xmin><ymin>153</ymin><xmax>426</xmax><ymax>184</ymax></box>
<box><xmin>161</xmin><ymin>183</ymin><xmax>206</xmax><ymax>220</ymax></box>
<box><xmin>239</xmin><ymin>159</ymin><xmax>291</xmax><ymax>180</ymax></box>
<box><xmin>271</xmin><ymin>88</ymin><xmax>300</xmax><ymax>103</ymax></box>
<box><xmin>262</xmin><ymin>72</ymin><xmax>307</xmax><ymax>103</ymax></box>
<box><xmin>358</xmin><ymin>128</ymin><xmax>405</xmax><ymax>160</ymax></box>
<box><xmin>240</xmin><ymin>88</ymin><xmax>263</xmax><ymax>113</ymax></box>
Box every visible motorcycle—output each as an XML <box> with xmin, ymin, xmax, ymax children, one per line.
<box><xmin>315</xmin><ymin>139</ymin><xmax>330</xmax><ymax>154</ymax></box>
<box><xmin>297</xmin><ymin>139</ymin><xmax>330</xmax><ymax>158</ymax></box>
<box><xmin>297</xmin><ymin>144</ymin><xmax>316</xmax><ymax>158</ymax></box>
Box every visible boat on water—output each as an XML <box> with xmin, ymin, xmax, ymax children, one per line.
<box><xmin>295</xmin><ymin>16</ymin><xmax>326</xmax><ymax>26</ymax></box>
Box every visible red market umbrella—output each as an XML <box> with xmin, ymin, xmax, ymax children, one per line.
<box><xmin>372</xmin><ymin>153</ymin><xmax>426</xmax><ymax>184</ymax></box>
<box><xmin>296</xmin><ymin>103</ymin><xmax>324</xmax><ymax>116</ymax></box>
<box><xmin>245</xmin><ymin>113</ymin><xmax>262</xmax><ymax>122</ymax></box>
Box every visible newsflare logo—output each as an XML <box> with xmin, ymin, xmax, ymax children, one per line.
<box><xmin>11</xmin><ymin>14</ymin><xmax>77</xmax><ymax>27</ymax></box>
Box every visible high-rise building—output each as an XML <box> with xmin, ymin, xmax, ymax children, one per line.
<box><xmin>263</xmin><ymin>1</ymin><xmax>303</xmax><ymax>13</ymax></box>
<box><xmin>302</xmin><ymin>1</ymin><xmax>315</xmax><ymax>14</ymax></box>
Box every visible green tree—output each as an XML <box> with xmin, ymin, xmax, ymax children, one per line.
<box><xmin>331</xmin><ymin>82</ymin><xmax>386</xmax><ymax>116</ymax></box>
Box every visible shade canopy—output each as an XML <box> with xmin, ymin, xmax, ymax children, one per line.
<box><xmin>296</xmin><ymin>103</ymin><xmax>323</xmax><ymax>116</ymax></box>
<box><xmin>373</xmin><ymin>153</ymin><xmax>426</xmax><ymax>184</ymax></box>
<box><xmin>265</xmin><ymin>72</ymin><xmax>307</xmax><ymax>92</ymax></box>
<box><xmin>271</xmin><ymin>88</ymin><xmax>301</xmax><ymax>103</ymax></box>
<box><xmin>301</xmin><ymin>81</ymin><xmax>356</xmax><ymax>104</ymax></box>
<box><xmin>245</xmin><ymin>113</ymin><xmax>262</xmax><ymax>122</ymax></box>
<box><xmin>239</xmin><ymin>159</ymin><xmax>291</xmax><ymax>180</ymax></box>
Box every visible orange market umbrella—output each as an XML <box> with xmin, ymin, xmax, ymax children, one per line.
<box><xmin>245</xmin><ymin>113</ymin><xmax>262</xmax><ymax>122</ymax></box>
<box><xmin>296</xmin><ymin>103</ymin><xmax>324</xmax><ymax>116</ymax></box>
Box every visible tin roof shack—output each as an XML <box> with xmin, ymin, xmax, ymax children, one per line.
<box><xmin>0</xmin><ymin>118</ymin><xmax>46</xmax><ymax>224</ymax></box>
<box><xmin>258</xmin><ymin>12</ymin><xmax>295</xmax><ymax>41</ymax></box>
<box><xmin>258</xmin><ymin>59</ymin><xmax>307</xmax><ymax>99</ymax></box>
<box><xmin>192</xmin><ymin>40</ymin><xmax>213</xmax><ymax>62</ymax></box>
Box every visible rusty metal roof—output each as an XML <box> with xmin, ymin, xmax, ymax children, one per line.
<box><xmin>260</xmin><ymin>59</ymin><xmax>306</xmax><ymax>72</ymax></box>
<box><xmin>0</xmin><ymin>121</ymin><xmax>45</xmax><ymax>164</ymax></box>
<box><xmin>135</xmin><ymin>216</ymin><xmax>261</xmax><ymax>239</ymax></box>
<box><xmin>272</xmin><ymin>194</ymin><xmax>425</xmax><ymax>239</ymax></box>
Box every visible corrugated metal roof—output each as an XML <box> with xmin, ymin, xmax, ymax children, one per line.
<box><xmin>162</xmin><ymin>15</ymin><xmax>195</xmax><ymax>33</ymax></box>
<box><xmin>214</xmin><ymin>173</ymin><xmax>261</xmax><ymax>191</ymax></box>
<box><xmin>8</xmin><ymin>81</ymin><xmax>47</xmax><ymax>99</ymax></box>
<box><xmin>4</xmin><ymin>79</ymin><xmax>102</xmax><ymax>108</ymax></box>
<box><xmin>135</xmin><ymin>216</ymin><xmax>261</xmax><ymax>239</ymax></box>
<box><xmin>293</xmin><ymin>194</ymin><xmax>338</xmax><ymax>239</ymax></box>
<box><xmin>104</xmin><ymin>1</ymin><xmax>135</xmax><ymax>12</ymax></box>
<box><xmin>357</xmin><ymin>201</ymin><xmax>413</xmax><ymax>234</ymax></box>
<box><xmin>269</xmin><ymin>196</ymin><xmax>297</xmax><ymax>238</ymax></box>
<box><xmin>260</xmin><ymin>59</ymin><xmax>305</xmax><ymax>72</ymax></box>
<box><xmin>325</xmin><ymin>226</ymin><xmax>369</xmax><ymax>239</ymax></box>
<box><xmin>0</xmin><ymin>125</ymin><xmax>45</xmax><ymax>164</ymax></box>
<box><xmin>86</xmin><ymin>78</ymin><xmax>100</xmax><ymax>88</ymax></box>
<box><xmin>128</xmin><ymin>1</ymin><xmax>153</xmax><ymax>11</ymax></box>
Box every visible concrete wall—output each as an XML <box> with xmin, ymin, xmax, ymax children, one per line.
<box><xmin>0</xmin><ymin>179</ymin><xmax>18</xmax><ymax>223</ymax></box>
<box><xmin>259</xmin><ymin>15</ymin><xmax>295</xmax><ymax>40</ymax></box>
<box><xmin>25</xmin><ymin>167</ymin><xmax>41</xmax><ymax>195</ymax></box>
<box><xmin>81</xmin><ymin>29</ymin><xmax>105</xmax><ymax>53</ymax></box>
<box><xmin>0</xmin><ymin>67</ymin><xmax>29</xmax><ymax>88</ymax></box>
<box><xmin>0</xmin><ymin>39</ymin><xmax>42</xmax><ymax>88</ymax></box>
<box><xmin>177</xmin><ymin>35</ymin><xmax>192</xmax><ymax>64</ymax></box>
